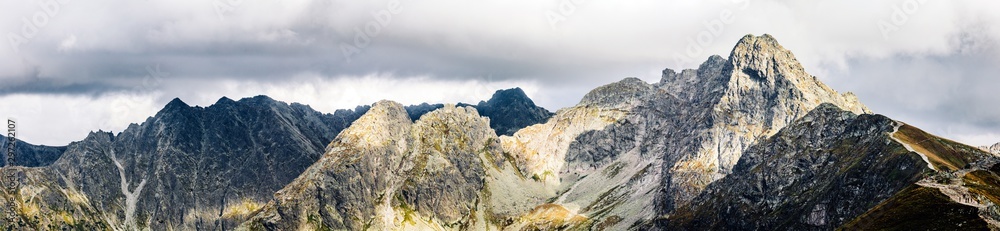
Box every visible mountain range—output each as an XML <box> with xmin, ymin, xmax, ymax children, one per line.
<box><xmin>2</xmin><ymin>34</ymin><xmax>999</xmax><ymax>230</ymax></box>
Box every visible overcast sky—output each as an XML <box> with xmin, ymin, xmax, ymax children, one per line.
<box><xmin>1</xmin><ymin>0</ymin><xmax>998</xmax><ymax>147</ymax></box>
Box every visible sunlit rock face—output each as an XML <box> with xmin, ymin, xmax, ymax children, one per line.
<box><xmin>240</xmin><ymin>102</ymin><xmax>506</xmax><ymax>230</ymax></box>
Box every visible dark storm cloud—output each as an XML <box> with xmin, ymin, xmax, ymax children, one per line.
<box><xmin>1</xmin><ymin>0</ymin><xmax>1000</xmax><ymax>146</ymax></box>
<box><xmin>0</xmin><ymin>77</ymin><xmax>121</xmax><ymax>95</ymax></box>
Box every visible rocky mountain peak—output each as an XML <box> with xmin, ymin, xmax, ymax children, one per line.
<box><xmin>84</xmin><ymin>130</ymin><xmax>115</xmax><ymax>142</ymax></box>
<box><xmin>662</xmin><ymin>34</ymin><xmax>872</xmax><ymax>212</ymax></box>
<box><xmin>239</xmin><ymin>95</ymin><xmax>277</xmax><ymax>105</ymax></box>
<box><xmin>728</xmin><ymin>34</ymin><xmax>810</xmax><ymax>83</ymax></box>
<box><xmin>477</xmin><ymin>88</ymin><xmax>554</xmax><ymax>136</ymax></box>
<box><xmin>724</xmin><ymin>34</ymin><xmax>869</xmax><ymax>113</ymax></box>
<box><xmin>334</xmin><ymin>100</ymin><xmax>412</xmax><ymax>150</ymax></box>
<box><xmin>215</xmin><ymin>96</ymin><xmax>236</xmax><ymax>105</ymax></box>
<box><xmin>485</xmin><ymin>88</ymin><xmax>530</xmax><ymax>104</ymax></box>
<box><xmin>160</xmin><ymin>97</ymin><xmax>190</xmax><ymax>112</ymax></box>
<box><xmin>579</xmin><ymin>77</ymin><xmax>652</xmax><ymax>108</ymax></box>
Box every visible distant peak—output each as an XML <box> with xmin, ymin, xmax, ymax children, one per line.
<box><xmin>492</xmin><ymin>88</ymin><xmax>527</xmax><ymax>99</ymax></box>
<box><xmin>164</xmin><ymin>98</ymin><xmax>189</xmax><ymax>109</ymax></box>
<box><xmin>238</xmin><ymin>95</ymin><xmax>277</xmax><ymax>105</ymax></box>
<box><xmin>484</xmin><ymin>88</ymin><xmax>532</xmax><ymax>106</ymax></box>
<box><xmin>579</xmin><ymin>77</ymin><xmax>652</xmax><ymax>108</ymax></box>
<box><xmin>215</xmin><ymin>96</ymin><xmax>236</xmax><ymax>105</ymax></box>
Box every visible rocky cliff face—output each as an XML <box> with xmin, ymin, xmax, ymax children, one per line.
<box><xmin>661</xmin><ymin>34</ymin><xmax>870</xmax><ymax>211</ymax></box>
<box><xmin>0</xmin><ymin>136</ymin><xmax>65</xmax><ymax>167</ymax></box>
<box><xmin>1</xmin><ymin>96</ymin><xmax>368</xmax><ymax>230</ymax></box>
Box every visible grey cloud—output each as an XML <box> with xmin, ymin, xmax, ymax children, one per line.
<box><xmin>824</xmin><ymin>32</ymin><xmax>1000</xmax><ymax>145</ymax></box>
<box><xmin>1</xmin><ymin>0</ymin><xmax>999</xmax><ymax>146</ymax></box>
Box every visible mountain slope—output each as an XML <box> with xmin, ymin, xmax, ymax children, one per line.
<box><xmin>664</xmin><ymin>104</ymin><xmax>1000</xmax><ymax>230</ymax></box>
<box><xmin>1</xmin><ymin>136</ymin><xmax>66</xmax><ymax>167</ymax></box>
<box><xmin>666</xmin><ymin>104</ymin><xmax>925</xmax><ymax>229</ymax></box>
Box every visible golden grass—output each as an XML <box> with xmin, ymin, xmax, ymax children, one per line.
<box><xmin>61</xmin><ymin>188</ymin><xmax>91</xmax><ymax>206</ymax></box>
<box><xmin>520</xmin><ymin>203</ymin><xmax>588</xmax><ymax>229</ymax></box>
<box><xmin>222</xmin><ymin>198</ymin><xmax>264</xmax><ymax>219</ymax></box>
<box><xmin>19</xmin><ymin>200</ymin><xmax>40</xmax><ymax>218</ymax></box>
<box><xmin>892</xmin><ymin>124</ymin><xmax>969</xmax><ymax>171</ymax></box>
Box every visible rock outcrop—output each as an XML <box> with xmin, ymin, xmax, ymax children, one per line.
<box><xmin>982</xmin><ymin>141</ymin><xmax>1000</xmax><ymax>155</ymax></box>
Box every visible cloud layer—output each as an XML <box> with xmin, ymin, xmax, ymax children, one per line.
<box><xmin>1</xmin><ymin>0</ymin><xmax>998</xmax><ymax>146</ymax></box>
